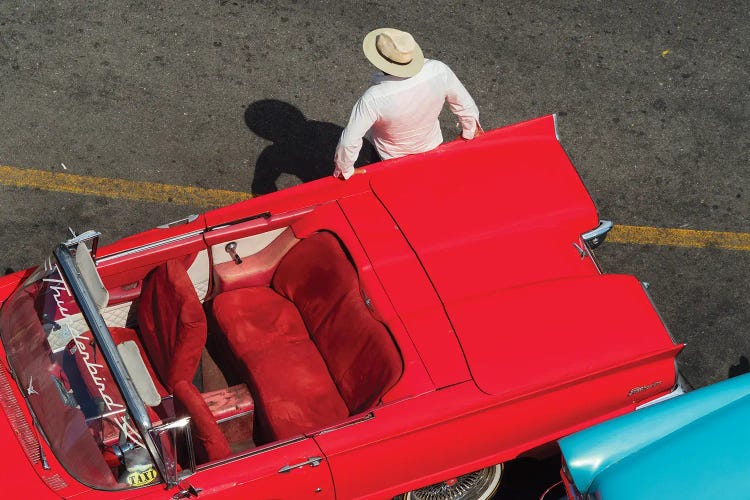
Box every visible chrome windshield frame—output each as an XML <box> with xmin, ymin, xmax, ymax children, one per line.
<box><xmin>52</xmin><ymin>243</ymin><xmax>171</xmax><ymax>485</ymax></box>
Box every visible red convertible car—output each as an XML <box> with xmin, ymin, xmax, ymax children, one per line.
<box><xmin>0</xmin><ymin>115</ymin><xmax>683</xmax><ymax>499</ymax></box>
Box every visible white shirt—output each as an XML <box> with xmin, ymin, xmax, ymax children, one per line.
<box><xmin>333</xmin><ymin>59</ymin><xmax>480</xmax><ymax>179</ymax></box>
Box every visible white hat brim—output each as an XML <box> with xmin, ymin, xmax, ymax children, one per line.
<box><xmin>362</xmin><ymin>28</ymin><xmax>425</xmax><ymax>78</ymax></box>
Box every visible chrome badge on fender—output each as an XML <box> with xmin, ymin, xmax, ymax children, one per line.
<box><xmin>628</xmin><ymin>380</ymin><xmax>663</xmax><ymax>397</ymax></box>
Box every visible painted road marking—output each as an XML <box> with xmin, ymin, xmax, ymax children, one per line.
<box><xmin>609</xmin><ymin>225</ymin><xmax>750</xmax><ymax>252</ymax></box>
<box><xmin>0</xmin><ymin>165</ymin><xmax>249</xmax><ymax>208</ymax></box>
<box><xmin>1</xmin><ymin>165</ymin><xmax>748</xmax><ymax>251</ymax></box>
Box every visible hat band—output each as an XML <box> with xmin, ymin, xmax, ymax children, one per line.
<box><xmin>376</xmin><ymin>46</ymin><xmax>413</xmax><ymax>66</ymax></box>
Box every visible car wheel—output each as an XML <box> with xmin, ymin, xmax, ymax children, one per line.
<box><xmin>399</xmin><ymin>464</ymin><xmax>503</xmax><ymax>500</ymax></box>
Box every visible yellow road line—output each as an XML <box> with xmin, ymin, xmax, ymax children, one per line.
<box><xmin>0</xmin><ymin>164</ymin><xmax>250</xmax><ymax>208</ymax></box>
<box><xmin>609</xmin><ymin>225</ymin><xmax>750</xmax><ymax>251</ymax></box>
<box><xmin>1</xmin><ymin>165</ymin><xmax>748</xmax><ymax>251</ymax></box>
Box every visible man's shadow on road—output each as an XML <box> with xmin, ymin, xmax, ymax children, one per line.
<box><xmin>245</xmin><ymin>99</ymin><xmax>378</xmax><ymax>195</ymax></box>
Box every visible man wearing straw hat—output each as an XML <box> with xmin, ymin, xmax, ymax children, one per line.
<box><xmin>333</xmin><ymin>28</ymin><xmax>482</xmax><ymax>180</ymax></box>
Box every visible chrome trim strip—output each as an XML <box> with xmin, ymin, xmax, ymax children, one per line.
<box><xmin>198</xmin><ymin>436</ymin><xmax>308</xmax><ymax>470</ymax></box>
<box><xmin>198</xmin><ymin>412</ymin><xmax>376</xmax><ymax>471</ymax></box>
<box><xmin>157</xmin><ymin>214</ymin><xmax>199</xmax><ymax>229</ymax></box>
<box><xmin>635</xmin><ymin>383</ymin><xmax>685</xmax><ymax>410</ymax></box>
<box><xmin>96</xmin><ymin>230</ymin><xmax>205</xmax><ymax>263</ymax></box>
<box><xmin>581</xmin><ymin>220</ymin><xmax>613</xmax><ymax>248</ymax></box>
<box><xmin>640</xmin><ymin>282</ymin><xmax>678</xmax><ymax>344</ymax></box>
<box><xmin>553</xmin><ymin>113</ymin><xmax>561</xmax><ymax>142</ymax></box>
<box><xmin>63</xmin><ymin>230</ymin><xmax>101</xmax><ymax>248</ymax></box>
<box><xmin>152</xmin><ymin>416</ymin><xmax>191</xmax><ymax>432</ymax></box>
<box><xmin>315</xmin><ymin>411</ymin><xmax>375</xmax><ymax>435</ymax></box>
<box><xmin>205</xmin><ymin>211</ymin><xmax>271</xmax><ymax>232</ymax></box>
<box><xmin>215</xmin><ymin>410</ymin><xmax>253</xmax><ymax>425</ymax></box>
<box><xmin>572</xmin><ymin>242</ymin><xmax>587</xmax><ymax>259</ymax></box>
<box><xmin>98</xmin><ymin>207</ymin><xmax>315</xmax><ymax>263</ymax></box>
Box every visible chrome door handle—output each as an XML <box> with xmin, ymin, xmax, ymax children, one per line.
<box><xmin>278</xmin><ymin>456</ymin><xmax>323</xmax><ymax>473</ymax></box>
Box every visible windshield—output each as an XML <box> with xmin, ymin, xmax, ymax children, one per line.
<box><xmin>0</xmin><ymin>254</ymin><xmax>158</xmax><ymax>490</ymax></box>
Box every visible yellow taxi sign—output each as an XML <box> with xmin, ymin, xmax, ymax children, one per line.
<box><xmin>126</xmin><ymin>466</ymin><xmax>160</xmax><ymax>487</ymax></box>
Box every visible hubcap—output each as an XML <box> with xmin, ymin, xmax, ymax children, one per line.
<box><xmin>408</xmin><ymin>466</ymin><xmax>501</xmax><ymax>500</ymax></box>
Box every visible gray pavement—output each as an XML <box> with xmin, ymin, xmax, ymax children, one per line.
<box><xmin>0</xmin><ymin>1</ymin><xmax>748</xmax><ymax>496</ymax></box>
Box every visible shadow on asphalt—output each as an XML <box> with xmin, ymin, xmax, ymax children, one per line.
<box><xmin>729</xmin><ymin>355</ymin><xmax>750</xmax><ymax>379</ymax></box>
<box><xmin>495</xmin><ymin>455</ymin><xmax>562</xmax><ymax>500</ymax></box>
<box><xmin>244</xmin><ymin>99</ymin><xmax>378</xmax><ymax>195</ymax></box>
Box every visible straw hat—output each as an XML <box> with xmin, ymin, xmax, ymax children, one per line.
<box><xmin>362</xmin><ymin>28</ymin><xmax>425</xmax><ymax>78</ymax></box>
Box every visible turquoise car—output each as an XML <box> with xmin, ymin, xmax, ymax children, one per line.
<box><xmin>553</xmin><ymin>372</ymin><xmax>750</xmax><ymax>499</ymax></box>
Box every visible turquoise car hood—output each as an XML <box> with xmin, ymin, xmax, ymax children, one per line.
<box><xmin>559</xmin><ymin>372</ymin><xmax>750</xmax><ymax>498</ymax></box>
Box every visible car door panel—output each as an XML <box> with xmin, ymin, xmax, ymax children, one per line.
<box><xmin>138</xmin><ymin>438</ymin><xmax>334</xmax><ymax>499</ymax></box>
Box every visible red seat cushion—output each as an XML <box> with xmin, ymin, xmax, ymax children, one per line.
<box><xmin>248</xmin><ymin>340</ymin><xmax>349</xmax><ymax>441</ymax></box>
<box><xmin>210</xmin><ymin>232</ymin><xmax>402</xmax><ymax>442</ymax></box>
<box><xmin>212</xmin><ymin>287</ymin><xmax>349</xmax><ymax>441</ymax></box>
<box><xmin>211</xmin><ymin>286</ymin><xmax>309</xmax><ymax>356</ymax></box>
<box><xmin>272</xmin><ymin>232</ymin><xmax>402</xmax><ymax>413</ymax></box>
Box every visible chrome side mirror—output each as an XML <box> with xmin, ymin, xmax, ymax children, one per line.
<box><xmin>148</xmin><ymin>417</ymin><xmax>196</xmax><ymax>488</ymax></box>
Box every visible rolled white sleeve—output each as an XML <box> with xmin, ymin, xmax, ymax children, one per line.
<box><xmin>334</xmin><ymin>96</ymin><xmax>377</xmax><ymax>179</ymax></box>
<box><xmin>443</xmin><ymin>66</ymin><xmax>480</xmax><ymax>139</ymax></box>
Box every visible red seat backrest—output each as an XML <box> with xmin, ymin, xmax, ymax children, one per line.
<box><xmin>138</xmin><ymin>260</ymin><xmax>231</xmax><ymax>461</ymax></box>
<box><xmin>138</xmin><ymin>260</ymin><xmax>207</xmax><ymax>391</ymax></box>
<box><xmin>272</xmin><ymin>232</ymin><xmax>403</xmax><ymax>414</ymax></box>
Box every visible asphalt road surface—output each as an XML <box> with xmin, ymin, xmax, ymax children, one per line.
<box><xmin>0</xmin><ymin>1</ymin><xmax>747</xmax><ymax>498</ymax></box>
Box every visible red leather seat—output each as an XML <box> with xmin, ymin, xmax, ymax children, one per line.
<box><xmin>211</xmin><ymin>232</ymin><xmax>402</xmax><ymax>442</ymax></box>
<box><xmin>138</xmin><ymin>260</ymin><xmax>231</xmax><ymax>462</ymax></box>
